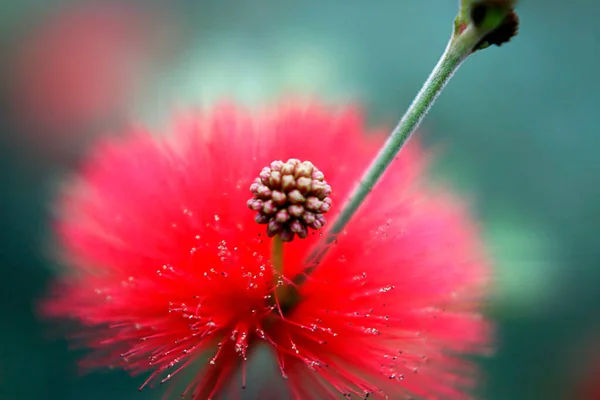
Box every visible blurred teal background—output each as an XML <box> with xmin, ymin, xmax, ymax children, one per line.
<box><xmin>0</xmin><ymin>1</ymin><xmax>597</xmax><ymax>399</ymax></box>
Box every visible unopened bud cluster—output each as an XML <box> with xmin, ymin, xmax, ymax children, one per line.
<box><xmin>248</xmin><ymin>159</ymin><xmax>332</xmax><ymax>242</ymax></box>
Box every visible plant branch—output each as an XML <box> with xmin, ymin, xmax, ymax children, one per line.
<box><xmin>292</xmin><ymin>2</ymin><xmax>518</xmax><ymax>286</ymax></box>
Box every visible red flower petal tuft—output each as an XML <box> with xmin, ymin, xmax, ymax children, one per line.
<box><xmin>43</xmin><ymin>102</ymin><xmax>490</xmax><ymax>399</ymax></box>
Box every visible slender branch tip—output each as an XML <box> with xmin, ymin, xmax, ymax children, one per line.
<box><xmin>291</xmin><ymin>0</ymin><xmax>519</xmax><ymax>285</ymax></box>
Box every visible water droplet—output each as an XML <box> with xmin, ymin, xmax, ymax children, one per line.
<box><xmin>362</xmin><ymin>327</ymin><xmax>381</xmax><ymax>335</ymax></box>
<box><xmin>379</xmin><ymin>285</ymin><xmax>395</xmax><ymax>293</ymax></box>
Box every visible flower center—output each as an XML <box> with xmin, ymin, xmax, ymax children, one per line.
<box><xmin>247</xmin><ymin>159</ymin><xmax>332</xmax><ymax>242</ymax></box>
<box><xmin>248</xmin><ymin>159</ymin><xmax>332</xmax><ymax>314</ymax></box>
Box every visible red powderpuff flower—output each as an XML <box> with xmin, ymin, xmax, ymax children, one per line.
<box><xmin>43</xmin><ymin>103</ymin><xmax>489</xmax><ymax>399</ymax></box>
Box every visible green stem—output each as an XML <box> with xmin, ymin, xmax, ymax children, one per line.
<box><xmin>270</xmin><ymin>235</ymin><xmax>301</xmax><ymax>313</ymax></box>
<box><xmin>271</xmin><ymin>234</ymin><xmax>284</xmax><ymax>275</ymax></box>
<box><xmin>294</xmin><ymin>27</ymin><xmax>484</xmax><ymax>285</ymax></box>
